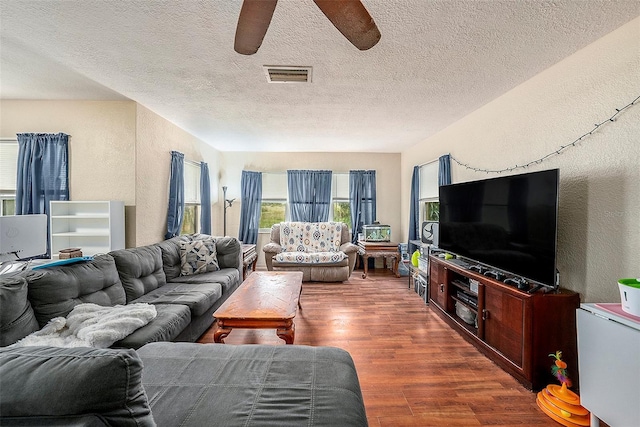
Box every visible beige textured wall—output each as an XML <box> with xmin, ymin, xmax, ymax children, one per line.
<box><xmin>0</xmin><ymin>101</ymin><xmax>216</xmax><ymax>248</ymax></box>
<box><xmin>135</xmin><ymin>105</ymin><xmax>205</xmax><ymax>246</ymax></box>
<box><xmin>218</xmin><ymin>152</ymin><xmax>401</xmax><ymax>269</ymax></box>
<box><xmin>0</xmin><ymin>100</ymin><xmax>138</xmax><ymax>247</ymax></box>
<box><xmin>401</xmin><ymin>17</ymin><xmax>640</xmax><ymax>303</ymax></box>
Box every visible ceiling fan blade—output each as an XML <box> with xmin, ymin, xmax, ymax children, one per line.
<box><xmin>234</xmin><ymin>0</ymin><xmax>278</xmax><ymax>55</ymax></box>
<box><xmin>313</xmin><ymin>0</ymin><xmax>381</xmax><ymax>50</ymax></box>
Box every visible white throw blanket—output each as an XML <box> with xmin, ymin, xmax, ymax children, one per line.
<box><xmin>11</xmin><ymin>303</ymin><xmax>157</xmax><ymax>348</ymax></box>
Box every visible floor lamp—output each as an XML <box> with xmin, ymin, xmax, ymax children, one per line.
<box><xmin>222</xmin><ymin>186</ymin><xmax>235</xmax><ymax>236</ymax></box>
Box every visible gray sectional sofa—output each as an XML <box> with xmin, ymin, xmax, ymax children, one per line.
<box><xmin>0</xmin><ymin>234</ymin><xmax>369</xmax><ymax>426</ymax></box>
<box><xmin>1</xmin><ymin>234</ymin><xmax>242</xmax><ymax>349</ymax></box>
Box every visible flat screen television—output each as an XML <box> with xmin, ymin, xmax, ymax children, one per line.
<box><xmin>438</xmin><ymin>169</ymin><xmax>559</xmax><ymax>288</ymax></box>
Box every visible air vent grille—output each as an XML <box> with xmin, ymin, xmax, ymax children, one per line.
<box><xmin>264</xmin><ymin>66</ymin><xmax>312</xmax><ymax>83</ymax></box>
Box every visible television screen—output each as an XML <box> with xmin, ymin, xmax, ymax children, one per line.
<box><xmin>439</xmin><ymin>169</ymin><xmax>559</xmax><ymax>287</ymax></box>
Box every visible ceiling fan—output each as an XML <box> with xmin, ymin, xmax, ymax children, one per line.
<box><xmin>234</xmin><ymin>0</ymin><xmax>381</xmax><ymax>55</ymax></box>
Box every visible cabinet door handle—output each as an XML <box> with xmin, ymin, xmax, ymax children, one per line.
<box><xmin>439</xmin><ymin>284</ymin><xmax>444</xmax><ymax>293</ymax></box>
<box><xmin>482</xmin><ymin>309</ymin><xmax>490</xmax><ymax>320</ymax></box>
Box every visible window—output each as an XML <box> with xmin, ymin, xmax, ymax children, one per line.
<box><xmin>332</xmin><ymin>173</ymin><xmax>351</xmax><ymax>228</ymax></box>
<box><xmin>260</xmin><ymin>173</ymin><xmax>287</xmax><ymax>231</ymax></box>
<box><xmin>180</xmin><ymin>162</ymin><xmax>201</xmax><ymax>235</ymax></box>
<box><xmin>422</xmin><ymin>201</ymin><xmax>439</xmax><ymax>221</ymax></box>
<box><xmin>419</xmin><ymin>161</ymin><xmax>440</xmax><ymax>223</ymax></box>
<box><xmin>258</xmin><ymin>171</ymin><xmax>354</xmax><ymax>231</ymax></box>
<box><xmin>0</xmin><ymin>140</ymin><xmax>18</xmax><ymax>216</ymax></box>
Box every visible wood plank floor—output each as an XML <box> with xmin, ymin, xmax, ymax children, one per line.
<box><xmin>198</xmin><ymin>269</ymin><xmax>561</xmax><ymax>427</ymax></box>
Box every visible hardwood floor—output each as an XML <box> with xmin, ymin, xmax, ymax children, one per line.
<box><xmin>198</xmin><ymin>269</ymin><xmax>560</xmax><ymax>427</ymax></box>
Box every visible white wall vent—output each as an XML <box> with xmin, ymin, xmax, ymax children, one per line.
<box><xmin>263</xmin><ymin>66</ymin><xmax>312</xmax><ymax>83</ymax></box>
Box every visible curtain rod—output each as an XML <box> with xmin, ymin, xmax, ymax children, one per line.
<box><xmin>184</xmin><ymin>159</ymin><xmax>201</xmax><ymax>167</ymax></box>
<box><xmin>418</xmin><ymin>153</ymin><xmax>450</xmax><ymax>168</ymax></box>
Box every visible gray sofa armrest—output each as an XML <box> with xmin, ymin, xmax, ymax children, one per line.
<box><xmin>0</xmin><ymin>346</ymin><xmax>155</xmax><ymax>426</ymax></box>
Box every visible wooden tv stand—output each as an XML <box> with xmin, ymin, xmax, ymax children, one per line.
<box><xmin>428</xmin><ymin>255</ymin><xmax>580</xmax><ymax>390</ymax></box>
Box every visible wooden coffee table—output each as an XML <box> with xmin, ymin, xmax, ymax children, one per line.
<box><xmin>213</xmin><ymin>271</ymin><xmax>303</xmax><ymax>344</ymax></box>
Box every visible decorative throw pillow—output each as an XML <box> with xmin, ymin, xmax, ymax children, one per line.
<box><xmin>180</xmin><ymin>238</ymin><xmax>219</xmax><ymax>276</ymax></box>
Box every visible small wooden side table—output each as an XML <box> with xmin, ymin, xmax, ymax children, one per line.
<box><xmin>241</xmin><ymin>243</ymin><xmax>257</xmax><ymax>280</ymax></box>
<box><xmin>357</xmin><ymin>240</ymin><xmax>401</xmax><ymax>279</ymax></box>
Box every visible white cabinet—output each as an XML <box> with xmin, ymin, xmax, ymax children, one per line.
<box><xmin>577</xmin><ymin>303</ymin><xmax>640</xmax><ymax>427</ymax></box>
<box><xmin>49</xmin><ymin>201</ymin><xmax>125</xmax><ymax>258</ymax></box>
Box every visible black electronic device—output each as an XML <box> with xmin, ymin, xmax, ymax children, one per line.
<box><xmin>484</xmin><ymin>270</ymin><xmax>506</xmax><ymax>281</ymax></box>
<box><xmin>421</xmin><ymin>221</ymin><xmax>439</xmax><ymax>246</ymax></box>
<box><xmin>439</xmin><ymin>169</ymin><xmax>559</xmax><ymax>289</ymax></box>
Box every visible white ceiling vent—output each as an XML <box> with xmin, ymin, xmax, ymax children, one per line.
<box><xmin>264</xmin><ymin>66</ymin><xmax>312</xmax><ymax>83</ymax></box>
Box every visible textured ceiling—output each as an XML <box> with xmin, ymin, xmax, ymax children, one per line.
<box><xmin>1</xmin><ymin>0</ymin><xmax>638</xmax><ymax>153</ymax></box>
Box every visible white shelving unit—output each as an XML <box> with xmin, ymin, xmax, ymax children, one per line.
<box><xmin>49</xmin><ymin>200</ymin><xmax>125</xmax><ymax>258</ymax></box>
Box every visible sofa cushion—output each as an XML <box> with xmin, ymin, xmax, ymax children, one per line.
<box><xmin>280</xmin><ymin>222</ymin><xmax>343</xmax><ymax>253</ymax></box>
<box><xmin>25</xmin><ymin>254</ymin><xmax>126</xmax><ymax>328</ymax></box>
<box><xmin>169</xmin><ymin>268</ymin><xmax>239</xmax><ymax>294</ymax></box>
<box><xmin>180</xmin><ymin>238</ymin><xmax>219</xmax><ymax>276</ymax></box>
<box><xmin>211</xmin><ymin>236</ymin><xmax>242</xmax><ymax>270</ymax></box>
<box><xmin>155</xmin><ymin>236</ymin><xmax>189</xmax><ymax>281</ymax></box>
<box><xmin>110</xmin><ymin>245</ymin><xmax>167</xmax><ymax>303</ymax></box>
<box><xmin>113</xmin><ymin>303</ymin><xmax>191</xmax><ymax>349</ymax></box>
<box><xmin>0</xmin><ymin>276</ymin><xmax>40</xmax><ymax>347</ymax></box>
<box><xmin>275</xmin><ymin>251</ymin><xmax>347</xmax><ymax>264</ymax></box>
<box><xmin>131</xmin><ymin>283</ymin><xmax>222</xmax><ymax>317</ymax></box>
<box><xmin>137</xmin><ymin>342</ymin><xmax>368</xmax><ymax>427</ymax></box>
<box><xmin>0</xmin><ymin>346</ymin><xmax>155</xmax><ymax>426</ymax></box>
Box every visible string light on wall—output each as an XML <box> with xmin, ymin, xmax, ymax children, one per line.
<box><xmin>450</xmin><ymin>94</ymin><xmax>640</xmax><ymax>174</ymax></box>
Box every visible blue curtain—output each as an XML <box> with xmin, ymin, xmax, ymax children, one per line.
<box><xmin>238</xmin><ymin>171</ymin><xmax>262</xmax><ymax>244</ymax></box>
<box><xmin>439</xmin><ymin>154</ymin><xmax>451</xmax><ymax>186</ymax></box>
<box><xmin>408</xmin><ymin>166</ymin><xmax>420</xmax><ymax>249</ymax></box>
<box><xmin>165</xmin><ymin>151</ymin><xmax>185</xmax><ymax>239</ymax></box>
<box><xmin>287</xmin><ymin>170</ymin><xmax>332</xmax><ymax>222</ymax></box>
<box><xmin>349</xmin><ymin>170</ymin><xmax>376</xmax><ymax>243</ymax></box>
<box><xmin>16</xmin><ymin>133</ymin><xmax>69</xmax><ymax>216</ymax></box>
<box><xmin>200</xmin><ymin>162</ymin><xmax>211</xmax><ymax>235</ymax></box>
<box><xmin>16</xmin><ymin>133</ymin><xmax>69</xmax><ymax>256</ymax></box>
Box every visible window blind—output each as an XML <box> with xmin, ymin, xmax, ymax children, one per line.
<box><xmin>0</xmin><ymin>141</ymin><xmax>18</xmax><ymax>192</ymax></box>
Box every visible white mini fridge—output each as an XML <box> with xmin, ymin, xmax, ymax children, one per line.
<box><xmin>577</xmin><ymin>303</ymin><xmax>640</xmax><ymax>427</ymax></box>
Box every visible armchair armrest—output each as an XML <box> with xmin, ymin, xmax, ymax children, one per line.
<box><xmin>262</xmin><ymin>243</ymin><xmax>282</xmax><ymax>254</ymax></box>
<box><xmin>262</xmin><ymin>243</ymin><xmax>282</xmax><ymax>271</ymax></box>
<box><xmin>339</xmin><ymin>242</ymin><xmax>358</xmax><ymax>254</ymax></box>
<box><xmin>340</xmin><ymin>242</ymin><xmax>359</xmax><ymax>274</ymax></box>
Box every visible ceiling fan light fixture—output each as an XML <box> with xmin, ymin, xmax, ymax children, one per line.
<box><xmin>263</xmin><ymin>66</ymin><xmax>313</xmax><ymax>83</ymax></box>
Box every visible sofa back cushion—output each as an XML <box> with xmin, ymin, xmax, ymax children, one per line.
<box><xmin>110</xmin><ymin>245</ymin><xmax>167</xmax><ymax>303</ymax></box>
<box><xmin>212</xmin><ymin>236</ymin><xmax>242</xmax><ymax>270</ymax></box>
<box><xmin>0</xmin><ymin>276</ymin><xmax>40</xmax><ymax>347</ymax></box>
<box><xmin>155</xmin><ymin>236</ymin><xmax>189</xmax><ymax>280</ymax></box>
<box><xmin>25</xmin><ymin>255</ymin><xmax>126</xmax><ymax>328</ymax></box>
<box><xmin>280</xmin><ymin>222</ymin><xmax>344</xmax><ymax>253</ymax></box>
<box><xmin>0</xmin><ymin>346</ymin><xmax>155</xmax><ymax>426</ymax></box>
